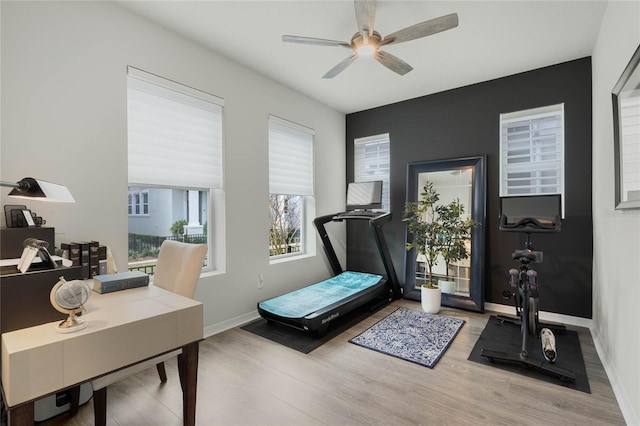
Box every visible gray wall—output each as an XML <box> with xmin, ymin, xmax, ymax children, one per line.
<box><xmin>591</xmin><ymin>1</ymin><xmax>640</xmax><ymax>423</ymax></box>
<box><xmin>1</xmin><ymin>1</ymin><xmax>347</xmax><ymax>334</ymax></box>
<box><xmin>346</xmin><ymin>57</ymin><xmax>593</xmax><ymax>319</ymax></box>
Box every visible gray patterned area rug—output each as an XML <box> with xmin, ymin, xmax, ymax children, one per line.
<box><xmin>349</xmin><ymin>307</ymin><xmax>465</xmax><ymax>368</ymax></box>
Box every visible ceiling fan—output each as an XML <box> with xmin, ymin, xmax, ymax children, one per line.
<box><xmin>282</xmin><ymin>0</ymin><xmax>459</xmax><ymax>78</ymax></box>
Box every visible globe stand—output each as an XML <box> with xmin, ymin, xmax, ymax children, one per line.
<box><xmin>56</xmin><ymin>307</ymin><xmax>86</xmax><ymax>333</ymax></box>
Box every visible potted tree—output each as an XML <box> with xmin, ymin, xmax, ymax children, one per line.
<box><xmin>437</xmin><ymin>198</ymin><xmax>478</xmax><ymax>294</ymax></box>
<box><xmin>403</xmin><ymin>181</ymin><xmax>444</xmax><ymax>313</ymax></box>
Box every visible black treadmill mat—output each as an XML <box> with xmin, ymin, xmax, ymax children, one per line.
<box><xmin>468</xmin><ymin>316</ymin><xmax>591</xmax><ymax>393</ymax></box>
<box><xmin>242</xmin><ymin>301</ymin><xmax>384</xmax><ymax>353</ymax></box>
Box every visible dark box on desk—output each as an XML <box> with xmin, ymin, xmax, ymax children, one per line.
<box><xmin>0</xmin><ymin>227</ymin><xmax>55</xmax><ymax>259</ymax></box>
<box><xmin>0</xmin><ymin>266</ymin><xmax>83</xmax><ymax>333</ymax></box>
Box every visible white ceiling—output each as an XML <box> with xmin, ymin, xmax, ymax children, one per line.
<box><xmin>115</xmin><ymin>0</ymin><xmax>607</xmax><ymax>114</ymax></box>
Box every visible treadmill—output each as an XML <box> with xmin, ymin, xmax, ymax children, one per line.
<box><xmin>257</xmin><ymin>181</ymin><xmax>402</xmax><ymax>335</ymax></box>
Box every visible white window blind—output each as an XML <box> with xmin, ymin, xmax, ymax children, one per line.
<box><xmin>500</xmin><ymin>104</ymin><xmax>564</xmax><ymax>198</ymax></box>
<box><xmin>127</xmin><ymin>67</ymin><xmax>224</xmax><ymax>189</ymax></box>
<box><xmin>268</xmin><ymin>116</ymin><xmax>314</xmax><ymax>196</ymax></box>
<box><xmin>619</xmin><ymin>95</ymin><xmax>640</xmax><ymax>202</ymax></box>
<box><xmin>354</xmin><ymin>133</ymin><xmax>390</xmax><ymax>211</ymax></box>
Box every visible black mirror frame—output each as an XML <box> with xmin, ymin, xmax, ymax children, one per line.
<box><xmin>404</xmin><ymin>155</ymin><xmax>486</xmax><ymax>312</ymax></box>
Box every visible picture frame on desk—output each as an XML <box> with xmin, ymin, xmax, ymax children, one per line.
<box><xmin>21</xmin><ymin>209</ymin><xmax>36</xmax><ymax>227</ymax></box>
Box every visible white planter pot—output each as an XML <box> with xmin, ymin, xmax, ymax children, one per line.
<box><xmin>439</xmin><ymin>279</ymin><xmax>456</xmax><ymax>294</ymax></box>
<box><xmin>420</xmin><ymin>285</ymin><xmax>441</xmax><ymax>314</ymax></box>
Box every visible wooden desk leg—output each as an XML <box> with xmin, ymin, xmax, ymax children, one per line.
<box><xmin>68</xmin><ymin>385</ymin><xmax>81</xmax><ymax>416</ymax></box>
<box><xmin>177</xmin><ymin>341</ymin><xmax>199</xmax><ymax>426</ymax></box>
<box><xmin>7</xmin><ymin>401</ymin><xmax>34</xmax><ymax>426</ymax></box>
<box><xmin>93</xmin><ymin>387</ymin><xmax>107</xmax><ymax>426</ymax></box>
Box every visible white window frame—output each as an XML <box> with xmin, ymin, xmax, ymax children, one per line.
<box><xmin>127</xmin><ymin>66</ymin><xmax>226</xmax><ymax>272</ymax></box>
<box><xmin>354</xmin><ymin>133</ymin><xmax>390</xmax><ymax>212</ymax></box>
<box><xmin>499</xmin><ymin>104</ymin><xmax>565</xmax><ymax>216</ymax></box>
<box><xmin>268</xmin><ymin>115</ymin><xmax>315</xmax><ymax>262</ymax></box>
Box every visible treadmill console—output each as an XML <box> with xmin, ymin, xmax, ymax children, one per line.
<box><xmin>346</xmin><ymin>181</ymin><xmax>383</xmax><ymax>210</ymax></box>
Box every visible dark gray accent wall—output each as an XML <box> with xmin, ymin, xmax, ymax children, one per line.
<box><xmin>345</xmin><ymin>57</ymin><xmax>593</xmax><ymax>318</ymax></box>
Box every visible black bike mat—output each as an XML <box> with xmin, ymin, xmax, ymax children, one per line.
<box><xmin>241</xmin><ymin>301</ymin><xmax>383</xmax><ymax>354</ymax></box>
<box><xmin>468</xmin><ymin>316</ymin><xmax>591</xmax><ymax>393</ymax></box>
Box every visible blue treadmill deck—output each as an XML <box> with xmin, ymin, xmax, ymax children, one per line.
<box><xmin>258</xmin><ymin>271</ymin><xmax>383</xmax><ymax>319</ymax></box>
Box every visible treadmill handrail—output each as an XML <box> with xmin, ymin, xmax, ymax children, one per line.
<box><xmin>314</xmin><ymin>214</ymin><xmax>344</xmax><ymax>276</ymax></box>
<box><xmin>369</xmin><ymin>213</ymin><xmax>402</xmax><ymax>299</ymax></box>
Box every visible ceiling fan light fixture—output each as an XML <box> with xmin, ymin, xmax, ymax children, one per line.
<box><xmin>282</xmin><ymin>1</ymin><xmax>459</xmax><ymax>78</ymax></box>
<box><xmin>357</xmin><ymin>44</ymin><xmax>376</xmax><ymax>56</ymax></box>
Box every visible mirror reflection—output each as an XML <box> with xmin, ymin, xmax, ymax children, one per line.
<box><xmin>405</xmin><ymin>156</ymin><xmax>486</xmax><ymax>312</ymax></box>
<box><xmin>414</xmin><ymin>169</ymin><xmax>474</xmax><ymax>296</ymax></box>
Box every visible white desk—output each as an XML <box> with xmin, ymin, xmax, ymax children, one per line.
<box><xmin>1</xmin><ymin>285</ymin><xmax>203</xmax><ymax>425</ymax></box>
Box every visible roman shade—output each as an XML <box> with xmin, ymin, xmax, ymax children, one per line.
<box><xmin>127</xmin><ymin>66</ymin><xmax>224</xmax><ymax>189</ymax></box>
<box><xmin>268</xmin><ymin>115</ymin><xmax>314</xmax><ymax>196</ymax></box>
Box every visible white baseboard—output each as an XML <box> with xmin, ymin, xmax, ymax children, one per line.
<box><xmin>484</xmin><ymin>302</ymin><xmax>593</xmax><ymax>328</ymax></box>
<box><xmin>203</xmin><ymin>311</ymin><xmax>259</xmax><ymax>338</ymax></box>
<box><xmin>590</xmin><ymin>327</ymin><xmax>639</xmax><ymax>426</ymax></box>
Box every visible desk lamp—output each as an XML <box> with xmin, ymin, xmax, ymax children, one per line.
<box><xmin>1</xmin><ymin>177</ymin><xmax>75</xmax><ymax>203</ymax></box>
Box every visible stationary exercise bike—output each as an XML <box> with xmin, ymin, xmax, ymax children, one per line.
<box><xmin>481</xmin><ymin>195</ymin><xmax>575</xmax><ymax>382</ymax></box>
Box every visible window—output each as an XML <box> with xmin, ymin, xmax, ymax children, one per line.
<box><xmin>354</xmin><ymin>133</ymin><xmax>390</xmax><ymax>211</ymax></box>
<box><xmin>268</xmin><ymin>115</ymin><xmax>314</xmax><ymax>259</ymax></box>
<box><xmin>128</xmin><ymin>189</ymin><xmax>149</xmax><ymax>216</ymax></box>
<box><xmin>500</xmin><ymin>104</ymin><xmax>564</xmax><ymax>213</ymax></box>
<box><xmin>127</xmin><ymin>67</ymin><xmax>224</xmax><ymax>272</ymax></box>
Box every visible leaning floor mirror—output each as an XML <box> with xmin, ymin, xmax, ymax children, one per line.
<box><xmin>404</xmin><ymin>155</ymin><xmax>486</xmax><ymax>312</ymax></box>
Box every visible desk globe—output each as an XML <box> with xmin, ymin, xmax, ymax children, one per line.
<box><xmin>50</xmin><ymin>276</ymin><xmax>91</xmax><ymax>333</ymax></box>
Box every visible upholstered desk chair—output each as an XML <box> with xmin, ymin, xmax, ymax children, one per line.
<box><xmin>91</xmin><ymin>240</ymin><xmax>207</xmax><ymax>426</ymax></box>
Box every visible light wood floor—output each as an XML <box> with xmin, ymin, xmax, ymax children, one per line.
<box><xmin>42</xmin><ymin>299</ymin><xmax>625</xmax><ymax>425</ymax></box>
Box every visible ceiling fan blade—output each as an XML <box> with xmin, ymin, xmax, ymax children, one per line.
<box><xmin>381</xmin><ymin>13</ymin><xmax>459</xmax><ymax>46</ymax></box>
<box><xmin>323</xmin><ymin>54</ymin><xmax>358</xmax><ymax>79</ymax></box>
<box><xmin>283</xmin><ymin>35</ymin><xmax>350</xmax><ymax>47</ymax></box>
<box><xmin>374</xmin><ymin>51</ymin><xmax>413</xmax><ymax>75</ymax></box>
<box><xmin>354</xmin><ymin>0</ymin><xmax>376</xmax><ymax>41</ymax></box>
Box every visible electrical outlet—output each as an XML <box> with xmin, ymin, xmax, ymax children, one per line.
<box><xmin>258</xmin><ymin>273</ymin><xmax>264</xmax><ymax>289</ymax></box>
